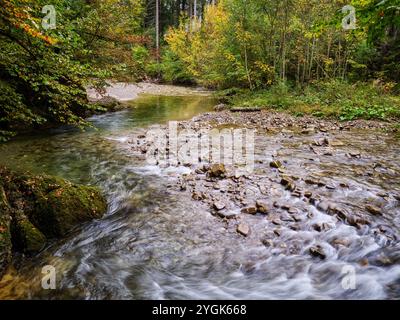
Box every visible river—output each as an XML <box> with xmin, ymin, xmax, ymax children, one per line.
<box><xmin>0</xmin><ymin>92</ymin><xmax>399</xmax><ymax>299</ymax></box>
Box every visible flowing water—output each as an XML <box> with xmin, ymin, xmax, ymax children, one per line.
<box><xmin>0</xmin><ymin>94</ymin><xmax>399</xmax><ymax>300</ymax></box>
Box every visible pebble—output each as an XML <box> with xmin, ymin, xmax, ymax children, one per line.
<box><xmin>237</xmin><ymin>223</ymin><xmax>250</xmax><ymax>237</ymax></box>
<box><xmin>213</xmin><ymin>201</ymin><xmax>226</xmax><ymax>211</ymax></box>
<box><xmin>309</xmin><ymin>245</ymin><xmax>326</xmax><ymax>259</ymax></box>
<box><xmin>270</xmin><ymin>160</ymin><xmax>284</xmax><ymax>169</ymax></box>
<box><xmin>256</xmin><ymin>200</ymin><xmax>269</xmax><ymax>214</ymax></box>
<box><xmin>241</xmin><ymin>207</ymin><xmax>258</xmax><ymax>215</ymax></box>
<box><xmin>365</xmin><ymin>205</ymin><xmax>382</xmax><ymax>216</ymax></box>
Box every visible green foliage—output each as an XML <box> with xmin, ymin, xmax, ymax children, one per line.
<box><xmin>0</xmin><ymin>0</ymin><xmax>156</xmax><ymax>141</ymax></box>
<box><xmin>159</xmin><ymin>49</ymin><xmax>194</xmax><ymax>84</ymax></box>
<box><xmin>223</xmin><ymin>80</ymin><xmax>400</xmax><ymax>121</ymax></box>
<box><xmin>165</xmin><ymin>0</ymin><xmax>400</xmax><ymax>89</ymax></box>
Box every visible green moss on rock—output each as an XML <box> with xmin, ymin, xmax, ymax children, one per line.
<box><xmin>0</xmin><ymin>185</ymin><xmax>12</xmax><ymax>277</ymax></box>
<box><xmin>0</xmin><ymin>166</ymin><xmax>107</xmax><ymax>275</ymax></box>
<box><xmin>32</xmin><ymin>182</ymin><xmax>107</xmax><ymax>238</ymax></box>
<box><xmin>11</xmin><ymin>215</ymin><xmax>46</xmax><ymax>254</ymax></box>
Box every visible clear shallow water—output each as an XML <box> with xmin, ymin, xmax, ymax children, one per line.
<box><xmin>0</xmin><ymin>94</ymin><xmax>399</xmax><ymax>300</ymax></box>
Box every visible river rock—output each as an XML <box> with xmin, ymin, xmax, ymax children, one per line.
<box><xmin>11</xmin><ymin>213</ymin><xmax>46</xmax><ymax>254</ymax></box>
<box><xmin>213</xmin><ymin>201</ymin><xmax>226</xmax><ymax>211</ymax></box>
<box><xmin>94</xmin><ymin>96</ymin><xmax>123</xmax><ymax>111</ymax></box>
<box><xmin>208</xmin><ymin>164</ymin><xmax>226</xmax><ymax>179</ymax></box>
<box><xmin>304</xmin><ymin>191</ymin><xmax>312</xmax><ymax>198</ymax></box>
<box><xmin>261</xmin><ymin>238</ymin><xmax>274</xmax><ymax>247</ymax></box>
<box><xmin>365</xmin><ymin>205</ymin><xmax>382</xmax><ymax>216</ymax></box>
<box><xmin>237</xmin><ymin>223</ymin><xmax>250</xmax><ymax>236</ymax></box>
<box><xmin>218</xmin><ymin>210</ymin><xmax>238</xmax><ymax>219</ymax></box>
<box><xmin>270</xmin><ymin>160</ymin><xmax>284</xmax><ymax>169</ymax></box>
<box><xmin>309</xmin><ymin>245</ymin><xmax>326</xmax><ymax>259</ymax></box>
<box><xmin>214</xmin><ymin>104</ymin><xmax>228</xmax><ymax>111</ymax></box>
<box><xmin>256</xmin><ymin>200</ymin><xmax>270</xmax><ymax>214</ymax></box>
<box><xmin>241</xmin><ymin>207</ymin><xmax>257</xmax><ymax>215</ymax></box>
<box><xmin>0</xmin><ymin>166</ymin><xmax>107</xmax><ymax>246</ymax></box>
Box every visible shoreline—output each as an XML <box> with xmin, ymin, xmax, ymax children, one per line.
<box><xmin>126</xmin><ymin>109</ymin><xmax>399</xmax><ymax>265</ymax></box>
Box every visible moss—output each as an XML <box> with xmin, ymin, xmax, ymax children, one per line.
<box><xmin>0</xmin><ymin>165</ymin><xmax>107</xmax><ymax>252</ymax></box>
<box><xmin>32</xmin><ymin>183</ymin><xmax>107</xmax><ymax>238</ymax></box>
<box><xmin>0</xmin><ymin>185</ymin><xmax>12</xmax><ymax>277</ymax></box>
<box><xmin>11</xmin><ymin>215</ymin><xmax>46</xmax><ymax>254</ymax></box>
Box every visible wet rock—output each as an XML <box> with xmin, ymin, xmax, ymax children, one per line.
<box><xmin>0</xmin><ymin>166</ymin><xmax>107</xmax><ymax>276</ymax></box>
<box><xmin>316</xmin><ymin>201</ymin><xmax>330</xmax><ymax>212</ymax></box>
<box><xmin>217</xmin><ymin>211</ymin><xmax>238</xmax><ymax>219</ymax></box>
<box><xmin>214</xmin><ymin>104</ymin><xmax>228</xmax><ymax>111</ymax></box>
<box><xmin>195</xmin><ymin>168</ymin><xmax>205</xmax><ymax>174</ymax></box>
<box><xmin>309</xmin><ymin>245</ymin><xmax>326</xmax><ymax>259</ymax></box>
<box><xmin>272</xmin><ymin>219</ymin><xmax>282</xmax><ymax>226</ymax></box>
<box><xmin>280</xmin><ymin>213</ymin><xmax>294</xmax><ymax>222</ymax></box>
<box><xmin>237</xmin><ymin>223</ymin><xmax>250</xmax><ymax>237</ymax></box>
<box><xmin>273</xmin><ymin>229</ymin><xmax>282</xmax><ymax>237</ymax></box>
<box><xmin>313</xmin><ymin>137</ymin><xmax>329</xmax><ymax>147</ymax></box>
<box><xmin>291</xmin><ymin>191</ymin><xmax>302</xmax><ymax>198</ymax></box>
<box><xmin>261</xmin><ymin>238</ymin><xmax>274</xmax><ymax>247</ymax></box>
<box><xmin>0</xmin><ymin>166</ymin><xmax>107</xmax><ymax>240</ymax></box>
<box><xmin>376</xmin><ymin>191</ymin><xmax>388</xmax><ymax>198</ymax></box>
<box><xmin>292</xmin><ymin>215</ymin><xmax>303</xmax><ymax>222</ymax></box>
<box><xmin>270</xmin><ymin>160</ymin><xmax>284</xmax><ymax>169</ymax></box>
<box><xmin>256</xmin><ymin>200</ymin><xmax>270</xmax><ymax>214</ymax></box>
<box><xmin>213</xmin><ymin>183</ymin><xmax>221</xmax><ymax>190</ymax></box>
<box><xmin>305</xmin><ymin>178</ymin><xmax>319</xmax><ymax>185</ymax></box>
<box><xmin>288</xmin><ymin>207</ymin><xmax>298</xmax><ymax>214</ymax></box>
<box><xmin>192</xmin><ymin>191</ymin><xmax>205</xmax><ymax>201</ymax></box>
<box><xmin>208</xmin><ymin>164</ymin><xmax>226</xmax><ymax>179</ymax></box>
<box><xmin>329</xmin><ymin>140</ymin><xmax>345</xmax><ymax>147</ymax></box>
<box><xmin>280</xmin><ymin>176</ymin><xmax>291</xmax><ymax>186</ymax></box>
<box><xmin>313</xmin><ymin>223</ymin><xmax>333</xmax><ymax>232</ymax></box>
<box><xmin>180</xmin><ymin>180</ymin><xmax>187</xmax><ymax>191</ymax></box>
<box><xmin>285</xmin><ymin>182</ymin><xmax>296</xmax><ymax>192</ymax></box>
<box><xmin>94</xmin><ymin>96</ymin><xmax>123</xmax><ymax>111</ymax></box>
<box><xmin>359</xmin><ymin>258</ymin><xmax>369</xmax><ymax>267</ymax></box>
<box><xmin>332</xmin><ymin>238</ymin><xmax>350</xmax><ymax>247</ymax></box>
<box><xmin>304</xmin><ymin>191</ymin><xmax>312</xmax><ymax>198</ymax></box>
<box><xmin>11</xmin><ymin>214</ymin><xmax>46</xmax><ymax>254</ymax></box>
<box><xmin>365</xmin><ymin>205</ymin><xmax>382</xmax><ymax>216</ymax></box>
<box><xmin>348</xmin><ymin>151</ymin><xmax>361</xmax><ymax>158</ymax></box>
<box><xmin>213</xmin><ymin>201</ymin><xmax>226</xmax><ymax>211</ymax></box>
<box><xmin>241</xmin><ymin>207</ymin><xmax>257</xmax><ymax>215</ymax></box>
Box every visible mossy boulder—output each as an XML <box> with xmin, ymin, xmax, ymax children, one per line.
<box><xmin>11</xmin><ymin>214</ymin><xmax>46</xmax><ymax>254</ymax></box>
<box><xmin>0</xmin><ymin>185</ymin><xmax>12</xmax><ymax>277</ymax></box>
<box><xmin>0</xmin><ymin>166</ymin><xmax>107</xmax><ymax>275</ymax></box>
<box><xmin>94</xmin><ymin>96</ymin><xmax>124</xmax><ymax>112</ymax></box>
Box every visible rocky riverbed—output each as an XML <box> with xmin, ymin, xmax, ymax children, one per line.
<box><xmin>1</xmin><ymin>90</ymin><xmax>399</xmax><ymax>299</ymax></box>
<box><xmin>125</xmin><ymin>109</ymin><xmax>400</xmax><ymax>279</ymax></box>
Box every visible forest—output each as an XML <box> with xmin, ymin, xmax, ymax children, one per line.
<box><xmin>0</xmin><ymin>0</ymin><xmax>399</xmax><ymax>141</ymax></box>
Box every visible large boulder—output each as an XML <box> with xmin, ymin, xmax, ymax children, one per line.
<box><xmin>0</xmin><ymin>166</ymin><xmax>107</xmax><ymax>275</ymax></box>
<box><xmin>94</xmin><ymin>96</ymin><xmax>124</xmax><ymax>112</ymax></box>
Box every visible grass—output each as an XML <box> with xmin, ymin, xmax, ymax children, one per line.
<box><xmin>216</xmin><ymin>80</ymin><xmax>400</xmax><ymax>121</ymax></box>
